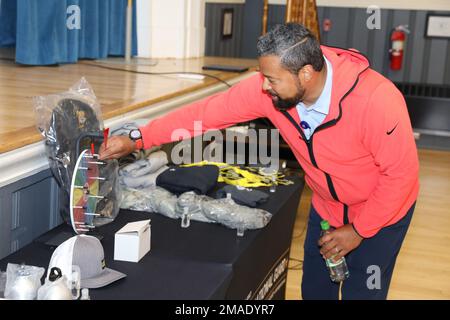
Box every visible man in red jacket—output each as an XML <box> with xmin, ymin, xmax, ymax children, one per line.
<box><xmin>99</xmin><ymin>23</ymin><xmax>419</xmax><ymax>299</ymax></box>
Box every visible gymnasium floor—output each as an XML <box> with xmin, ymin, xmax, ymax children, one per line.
<box><xmin>286</xmin><ymin>147</ymin><xmax>450</xmax><ymax>300</ymax></box>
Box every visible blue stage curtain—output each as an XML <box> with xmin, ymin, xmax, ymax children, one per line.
<box><xmin>0</xmin><ymin>0</ymin><xmax>17</xmax><ymax>47</ymax></box>
<box><xmin>0</xmin><ymin>0</ymin><xmax>137</xmax><ymax>65</ymax></box>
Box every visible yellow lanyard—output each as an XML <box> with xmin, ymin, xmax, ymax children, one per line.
<box><xmin>181</xmin><ymin>161</ymin><xmax>293</xmax><ymax>188</ymax></box>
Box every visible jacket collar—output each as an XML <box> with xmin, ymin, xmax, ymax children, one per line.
<box><xmin>286</xmin><ymin>46</ymin><xmax>370</xmax><ymax>124</ymax></box>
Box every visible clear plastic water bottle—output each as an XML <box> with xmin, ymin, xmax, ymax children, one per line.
<box><xmin>320</xmin><ymin>220</ymin><xmax>350</xmax><ymax>282</ymax></box>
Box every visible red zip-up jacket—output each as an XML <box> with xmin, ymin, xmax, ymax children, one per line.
<box><xmin>139</xmin><ymin>46</ymin><xmax>419</xmax><ymax>238</ymax></box>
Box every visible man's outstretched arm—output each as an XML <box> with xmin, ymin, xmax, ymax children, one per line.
<box><xmin>99</xmin><ymin>74</ymin><xmax>267</xmax><ymax>159</ymax></box>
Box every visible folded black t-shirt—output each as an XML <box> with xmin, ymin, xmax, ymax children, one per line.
<box><xmin>156</xmin><ymin>165</ymin><xmax>219</xmax><ymax>195</ymax></box>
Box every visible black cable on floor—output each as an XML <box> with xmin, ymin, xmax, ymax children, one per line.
<box><xmin>81</xmin><ymin>61</ymin><xmax>233</xmax><ymax>88</ymax></box>
<box><xmin>1</xmin><ymin>57</ymin><xmax>234</xmax><ymax>89</ymax></box>
<box><xmin>288</xmin><ymin>262</ymin><xmax>303</xmax><ymax>270</ymax></box>
<box><xmin>288</xmin><ymin>257</ymin><xmax>304</xmax><ymax>270</ymax></box>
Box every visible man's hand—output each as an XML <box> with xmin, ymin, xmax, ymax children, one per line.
<box><xmin>318</xmin><ymin>224</ymin><xmax>363</xmax><ymax>262</ymax></box>
<box><xmin>98</xmin><ymin>135</ymin><xmax>136</xmax><ymax>160</ymax></box>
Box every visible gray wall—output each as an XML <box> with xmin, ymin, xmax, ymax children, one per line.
<box><xmin>204</xmin><ymin>3</ymin><xmax>450</xmax><ymax>86</ymax></box>
<box><xmin>204</xmin><ymin>2</ymin><xmax>284</xmax><ymax>59</ymax></box>
<box><xmin>0</xmin><ymin>170</ymin><xmax>61</xmax><ymax>260</ymax></box>
<box><xmin>204</xmin><ymin>2</ymin><xmax>245</xmax><ymax>58</ymax></box>
<box><xmin>318</xmin><ymin>7</ymin><xmax>450</xmax><ymax>85</ymax></box>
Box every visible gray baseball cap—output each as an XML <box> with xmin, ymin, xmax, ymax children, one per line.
<box><xmin>48</xmin><ymin>235</ymin><xmax>126</xmax><ymax>289</ymax></box>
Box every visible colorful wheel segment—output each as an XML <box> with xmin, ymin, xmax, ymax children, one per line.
<box><xmin>70</xmin><ymin>149</ymin><xmax>100</xmax><ymax>234</ymax></box>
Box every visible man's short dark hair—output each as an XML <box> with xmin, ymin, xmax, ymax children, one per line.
<box><xmin>256</xmin><ymin>23</ymin><xmax>324</xmax><ymax>74</ymax></box>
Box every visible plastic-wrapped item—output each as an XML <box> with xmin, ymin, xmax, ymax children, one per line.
<box><xmin>147</xmin><ymin>187</ymin><xmax>178</xmax><ymax>219</ymax></box>
<box><xmin>4</xmin><ymin>263</ymin><xmax>45</xmax><ymax>300</ymax></box>
<box><xmin>34</xmin><ymin>77</ymin><xmax>103</xmax><ymax>192</ymax></box>
<box><xmin>121</xmin><ymin>186</ymin><xmax>272</xmax><ymax>232</ymax></box>
<box><xmin>120</xmin><ymin>186</ymin><xmax>178</xmax><ymax>219</ymax></box>
<box><xmin>176</xmin><ymin>192</ymin><xmax>216</xmax><ymax>223</ymax></box>
<box><xmin>33</xmin><ymin>77</ymin><xmax>119</xmax><ymax>227</ymax></box>
<box><xmin>37</xmin><ymin>267</ymin><xmax>73</xmax><ymax>300</ymax></box>
<box><xmin>120</xmin><ymin>187</ymin><xmax>156</xmax><ymax>212</ymax></box>
<box><xmin>202</xmin><ymin>196</ymin><xmax>272</xmax><ymax>230</ymax></box>
<box><xmin>0</xmin><ymin>271</ymin><xmax>6</xmax><ymax>298</ymax></box>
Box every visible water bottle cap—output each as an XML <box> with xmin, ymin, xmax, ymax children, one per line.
<box><xmin>320</xmin><ymin>220</ymin><xmax>330</xmax><ymax>230</ymax></box>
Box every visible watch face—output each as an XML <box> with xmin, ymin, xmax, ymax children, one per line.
<box><xmin>130</xmin><ymin>129</ymin><xmax>141</xmax><ymax>140</ymax></box>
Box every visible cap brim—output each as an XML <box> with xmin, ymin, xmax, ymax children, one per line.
<box><xmin>80</xmin><ymin>268</ymin><xmax>126</xmax><ymax>289</ymax></box>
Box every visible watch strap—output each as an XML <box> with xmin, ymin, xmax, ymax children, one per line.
<box><xmin>134</xmin><ymin>138</ymin><xmax>143</xmax><ymax>150</ymax></box>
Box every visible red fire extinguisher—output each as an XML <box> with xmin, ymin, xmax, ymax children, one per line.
<box><xmin>389</xmin><ymin>25</ymin><xmax>410</xmax><ymax>70</ymax></box>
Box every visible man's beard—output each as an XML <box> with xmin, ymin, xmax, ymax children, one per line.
<box><xmin>268</xmin><ymin>81</ymin><xmax>305</xmax><ymax>111</ymax></box>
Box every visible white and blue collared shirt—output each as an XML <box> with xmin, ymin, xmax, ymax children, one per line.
<box><xmin>296</xmin><ymin>56</ymin><xmax>333</xmax><ymax>140</ymax></box>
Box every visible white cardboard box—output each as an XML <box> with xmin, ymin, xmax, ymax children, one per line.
<box><xmin>114</xmin><ymin>219</ymin><xmax>151</xmax><ymax>262</ymax></box>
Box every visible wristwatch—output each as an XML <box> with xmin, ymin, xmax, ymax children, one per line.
<box><xmin>129</xmin><ymin>129</ymin><xmax>143</xmax><ymax>150</ymax></box>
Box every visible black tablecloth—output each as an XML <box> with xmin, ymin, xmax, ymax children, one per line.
<box><xmin>0</xmin><ymin>176</ymin><xmax>304</xmax><ymax>300</ymax></box>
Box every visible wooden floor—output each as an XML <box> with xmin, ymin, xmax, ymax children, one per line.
<box><xmin>285</xmin><ymin>147</ymin><xmax>450</xmax><ymax>300</ymax></box>
<box><xmin>0</xmin><ymin>56</ymin><xmax>257</xmax><ymax>154</ymax></box>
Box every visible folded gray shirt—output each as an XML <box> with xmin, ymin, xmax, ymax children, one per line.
<box><xmin>120</xmin><ymin>151</ymin><xmax>168</xmax><ymax>177</ymax></box>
